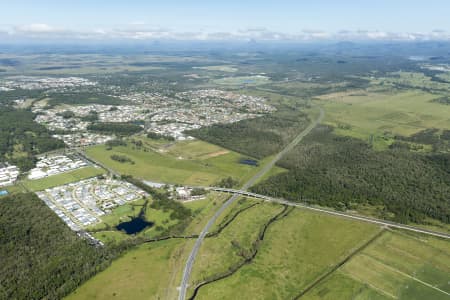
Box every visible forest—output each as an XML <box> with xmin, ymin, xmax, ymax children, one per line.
<box><xmin>251</xmin><ymin>125</ymin><xmax>450</xmax><ymax>224</ymax></box>
<box><xmin>187</xmin><ymin>110</ymin><xmax>309</xmax><ymax>159</ymax></box>
<box><xmin>0</xmin><ymin>193</ymin><xmax>116</xmax><ymax>299</ymax></box>
<box><xmin>47</xmin><ymin>92</ymin><xmax>123</xmax><ymax>107</ymax></box>
<box><xmin>87</xmin><ymin>122</ymin><xmax>143</xmax><ymax>136</ymax></box>
<box><xmin>0</xmin><ymin>108</ymin><xmax>65</xmax><ymax>170</ymax></box>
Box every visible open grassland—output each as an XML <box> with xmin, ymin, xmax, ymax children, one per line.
<box><xmin>205</xmin><ymin>197</ymin><xmax>259</xmax><ymax>233</ymax></box>
<box><xmin>66</xmin><ymin>200</ymin><xmax>450</xmax><ymax>300</ymax></box>
<box><xmin>377</xmin><ymin>71</ymin><xmax>450</xmax><ymax>92</ymax></box>
<box><xmin>192</xmin><ymin>208</ymin><xmax>381</xmax><ymax>299</ymax></box>
<box><xmin>1</xmin><ymin>53</ymin><xmax>222</xmax><ymax>75</ymax></box>
<box><xmin>212</xmin><ymin>75</ymin><xmax>271</xmax><ymax>86</ymax></box>
<box><xmin>66</xmin><ymin>239</ymin><xmax>195</xmax><ymax>300</ymax></box>
<box><xmin>193</xmin><ymin>65</ymin><xmax>238</xmax><ymax>72</ymax></box>
<box><xmin>182</xmin><ymin>193</ymin><xmax>229</xmax><ymax>235</ymax></box>
<box><xmin>317</xmin><ymin>89</ymin><xmax>450</xmax><ymax>149</ymax></box>
<box><xmin>86</xmin><ymin>138</ymin><xmax>285</xmax><ymax>186</ymax></box>
<box><xmin>22</xmin><ymin>166</ymin><xmax>105</xmax><ymax>191</ymax></box>
<box><xmin>188</xmin><ymin>202</ymin><xmax>282</xmax><ymax>290</ymax></box>
<box><xmin>305</xmin><ymin>230</ymin><xmax>450</xmax><ymax>300</ymax></box>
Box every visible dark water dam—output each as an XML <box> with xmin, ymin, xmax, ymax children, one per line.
<box><xmin>116</xmin><ymin>217</ymin><xmax>154</xmax><ymax>234</ymax></box>
<box><xmin>239</xmin><ymin>158</ymin><xmax>259</xmax><ymax>166</ymax></box>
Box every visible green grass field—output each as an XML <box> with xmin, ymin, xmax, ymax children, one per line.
<box><xmin>22</xmin><ymin>166</ymin><xmax>105</xmax><ymax>191</ymax></box>
<box><xmin>69</xmin><ymin>195</ymin><xmax>231</xmax><ymax>300</ymax></box>
<box><xmin>182</xmin><ymin>193</ymin><xmax>230</xmax><ymax>235</ymax></box>
<box><xmin>192</xmin><ymin>208</ymin><xmax>381</xmax><ymax>299</ymax></box>
<box><xmin>306</xmin><ymin>230</ymin><xmax>450</xmax><ymax>300</ymax></box>
<box><xmin>213</xmin><ymin>75</ymin><xmax>271</xmax><ymax>86</ymax></box>
<box><xmin>66</xmin><ymin>239</ymin><xmax>194</xmax><ymax>300</ymax></box>
<box><xmin>317</xmin><ymin>89</ymin><xmax>450</xmax><ymax>150</ymax></box>
<box><xmin>189</xmin><ymin>202</ymin><xmax>282</xmax><ymax>288</ymax></box>
<box><xmin>67</xmin><ymin>201</ymin><xmax>450</xmax><ymax>300</ymax></box>
<box><xmin>86</xmin><ymin>138</ymin><xmax>285</xmax><ymax>186</ymax></box>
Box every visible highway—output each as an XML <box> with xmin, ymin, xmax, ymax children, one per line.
<box><xmin>208</xmin><ymin>187</ymin><xmax>450</xmax><ymax>240</ymax></box>
<box><xmin>177</xmin><ymin>107</ymin><xmax>325</xmax><ymax>300</ymax></box>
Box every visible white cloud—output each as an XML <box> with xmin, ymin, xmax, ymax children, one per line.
<box><xmin>15</xmin><ymin>23</ymin><xmax>62</xmax><ymax>34</ymax></box>
<box><xmin>5</xmin><ymin>24</ymin><xmax>450</xmax><ymax>42</ymax></box>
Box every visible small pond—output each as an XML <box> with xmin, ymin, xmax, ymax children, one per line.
<box><xmin>116</xmin><ymin>217</ymin><xmax>154</xmax><ymax>234</ymax></box>
<box><xmin>239</xmin><ymin>158</ymin><xmax>259</xmax><ymax>166</ymax></box>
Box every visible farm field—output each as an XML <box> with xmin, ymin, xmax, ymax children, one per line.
<box><xmin>317</xmin><ymin>89</ymin><xmax>450</xmax><ymax>149</ymax></box>
<box><xmin>304</xmin><ymin>231</ymin><xmax>450</xmax><ymax>300</ymax></box>
<box><xmin>86</xmin><ymin>138</ymin><xmax>285</xmax><ymax>186</ymax></box>
<box><xmin>22</xmin><ymin>166</ymin><xmax>105</xmax><ymax>191</ymax></box>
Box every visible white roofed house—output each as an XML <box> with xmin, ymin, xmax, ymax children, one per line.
<box><xmin>0</xmin><ymin>165</ymin><xmax>20</xmax><ymax>187</ymax></box>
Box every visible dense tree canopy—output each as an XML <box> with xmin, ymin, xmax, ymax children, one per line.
<box><xmin>0</xmin><ymin>193</ymin><xmax>114</xmax><ymax>299</ymax></box>
<box><xmin>87</xmin><ymin>122</ymin><xmax>142</xmax><ymax>136</ymax></box>
<box><xmin>252</xmin><ymin>125</ymin><xmax>450</xmax><ymax>224</ymax></box>
<box><xmin>187</xmin><ymin>110</ymin><xmax>309</xmax><ymax>159</ymax></box>
<box><xmin>0</xmin><ymin>108</ymin><xmax>65</xmax><ymax>170</ymax></box>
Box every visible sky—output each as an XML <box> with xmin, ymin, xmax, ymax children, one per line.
<box><xmin>1</xmin><ymin>0</ymin><xmax>450</xmax><ymax>42</ymax></box>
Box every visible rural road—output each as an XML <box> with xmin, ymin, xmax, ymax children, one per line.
<box><xmin>177</xmin><ymin>107</ymin><xmax>325</xmax><ymax>300</ymax></box>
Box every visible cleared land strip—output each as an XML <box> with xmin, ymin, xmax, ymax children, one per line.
<box><xmin>207</xmin><ymin>187</ymin><xmax>450</xmax><ymax>240</ymax></box>
<box><xmin>178</xmin><ymin>107</ymin><xmax>325</xmax><ymax>300</ymax></box>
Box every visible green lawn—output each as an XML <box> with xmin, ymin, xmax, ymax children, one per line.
<box><xmin>22</xmin><ymin>166</ymin><xmax>105</xmax><ymax>191</ymax></box>
<box><xmin>86</xmin><ymin>138</ymin><xmax>285</xmax><ymax>186</ymax></box>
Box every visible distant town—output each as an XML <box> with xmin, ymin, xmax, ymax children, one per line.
<box><xmin>0</xmin><ymin>74</ymin><xmax>279</xmax><ymax>145</ymax></box>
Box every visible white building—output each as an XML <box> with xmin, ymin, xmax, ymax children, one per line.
<box><xmin>0</xmin><ymin>165</ymin><xmax>20</xmax><ymax>187</ymax></box>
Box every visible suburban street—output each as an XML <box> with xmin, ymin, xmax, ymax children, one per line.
<box><xmin>177</xmin><ymin>107</ymin><xmax>325</xmax><ymax>300</ymax></box>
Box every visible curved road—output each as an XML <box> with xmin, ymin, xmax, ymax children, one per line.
<box><xmin>177</xmin><ymin>107</ymin><xmax>325</xmax><ymax>300</ymax></box>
